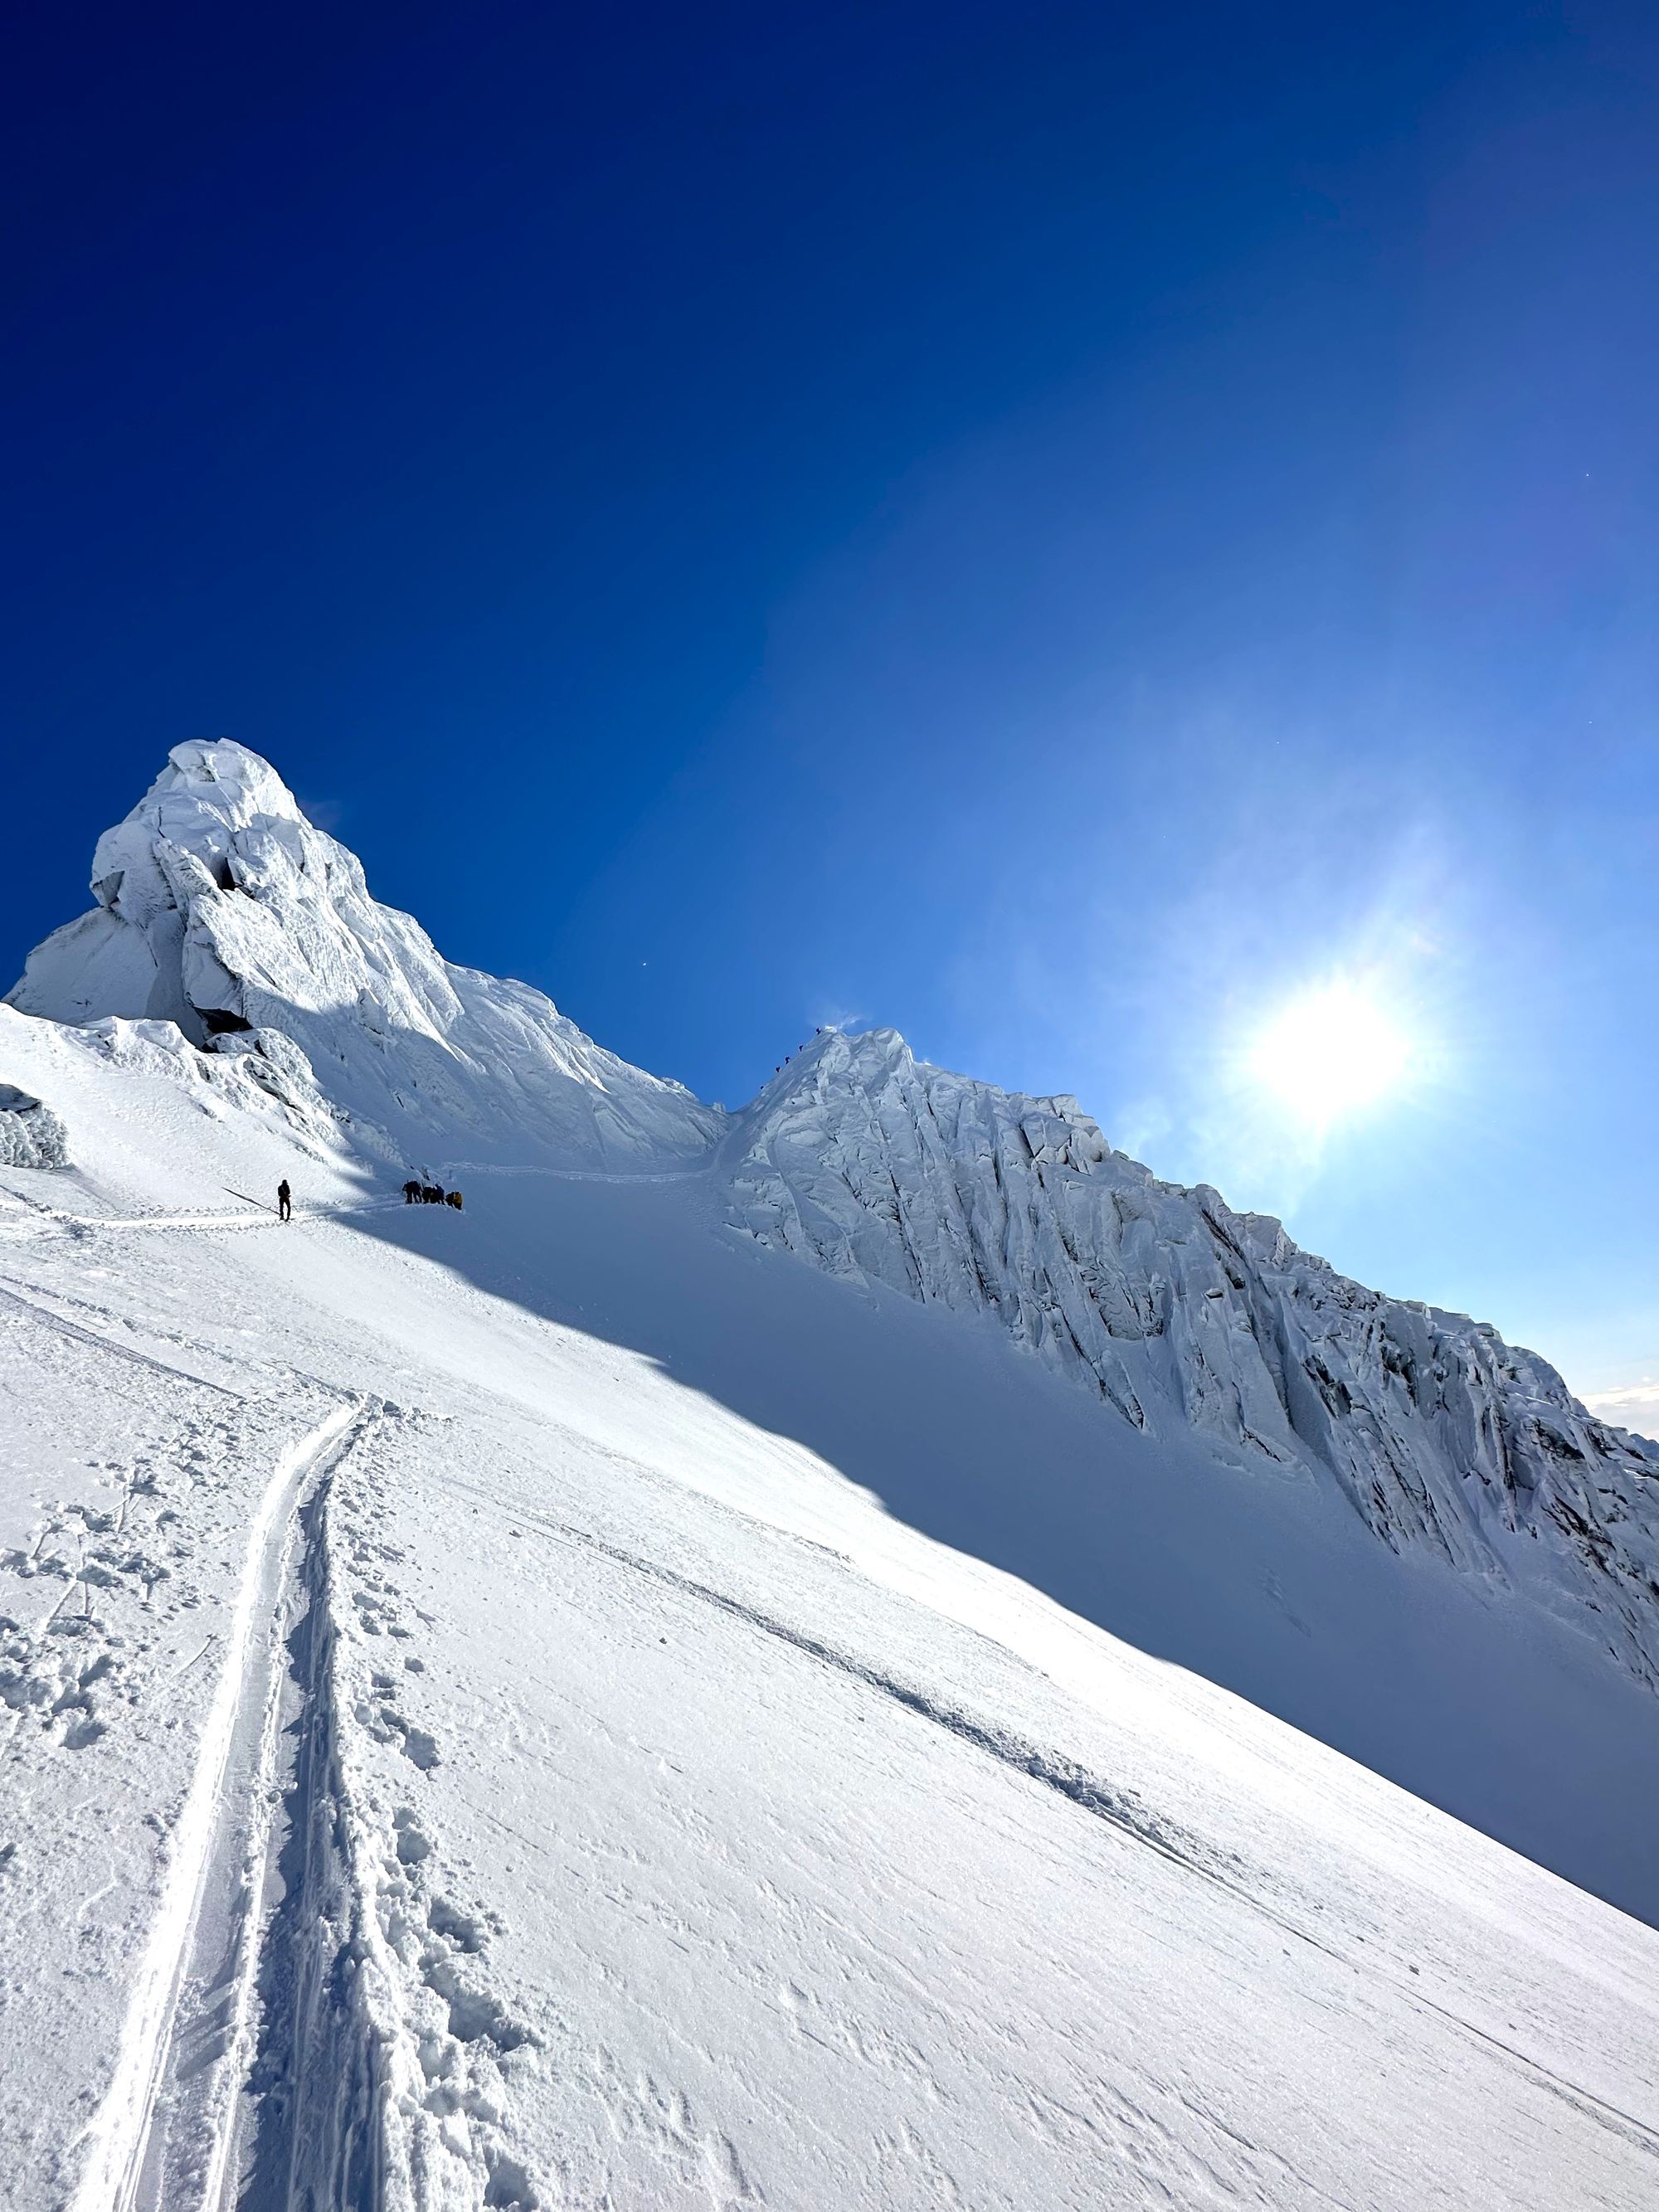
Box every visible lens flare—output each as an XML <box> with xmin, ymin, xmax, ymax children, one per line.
<box><xmin>1247</xmin><ymin>980</ymin><xmax>1413</xmax><ymax>1124</ymax></box>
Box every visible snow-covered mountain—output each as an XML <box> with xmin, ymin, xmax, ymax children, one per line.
<box><xmin>3</xmin><ymin>741</ymin><xmax>1659</xmax><ymax>2208</ymax></box>
<box><xmin>7</xmin><ymin>741</ymin><xmax>719</xmax><ymax>1169</ymax></box>
<box><xmin>727</xmin><ymin>1027</ymin><xmax>1659</xmax><ymax>1686</ymax></box>
<box><xmin>9</xmin><ymin>741</ymin><xmax>1658</xmax><ymax>1718</ymax></box>
<box><xmin>9</xmin><ymin>742</ymin><xmax>1659</xmax><ymax>1709</ymax></box>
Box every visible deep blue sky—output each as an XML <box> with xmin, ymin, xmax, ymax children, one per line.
<box><xmin>4</xmin><ymin>1</ymin><xmax>1656</xmax><ymax>1404</ymax></box>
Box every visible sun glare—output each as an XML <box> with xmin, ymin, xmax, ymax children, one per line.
<box><xmin>1246</xmin><ymin>980</ymin><xmax>1413</xmax><ymax>1125</ymax></box>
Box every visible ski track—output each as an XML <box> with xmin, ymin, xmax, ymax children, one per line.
<box><xmin>0</xmin><ymin>1194</ymin><xmax>400</xmax><ymax>1241</ymax></box>
<box><xmin>445</xmin><ymin>1468</ymin><xmax>1248</xmax><ymax>1874</ymax></box>
<box><xmin>443</xmin><ymin>1160</ymin><xmax>711</xmax><ymax>1184</ymax></box>
<box><xmin>0</xmin><ymin>1278</ymin><xmax>249</xmax><ymax>1400</ymax></box>
<box><xmin>66</xmin><ymin>1398</ymin><xmax>376</xmax><ymax>2212</ymax></box>
<box><xmin>436</xmin><ymin>1469</ymin><xmax>1659</xmax><ymax>2171</ymax></box>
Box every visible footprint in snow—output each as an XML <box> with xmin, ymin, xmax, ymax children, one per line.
<box><xmin>394</xmin><ymin>1809</ymin><xmax>433</xmax><ymax>1864</ymax></box>
<box><xmin>428</xmin><ymin>1895</ymin><xmax>487</xmax><ymax>1953</ymax></box>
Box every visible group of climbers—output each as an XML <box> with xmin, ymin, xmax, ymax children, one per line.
<box><xmin>403</xmin><ymin>1178</ymin><xmax>463</xmax><ymax>1209</ymax></box>
<box><xmin>772</xmin><ymin>1024</ymin><xmax>828</xmax><ymax>1077</ymax></box>
<box><xmin>273</xmin><ymin>1176</ymin><xmax>463</xmax><ymax>1218</ymax></box>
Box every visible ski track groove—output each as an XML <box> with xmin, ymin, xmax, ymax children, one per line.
<box><xmin>66</xmin><ymin>1397</ymin><xmax>377</xmax><ymax>2212</ymax></box>
<box><xmin>437</xmin><ymin>1470</ymin><xmax>1659</xmax><ymax>2167</ymax></box>
<box><xmin>0</xmin><ymin>1274</ymin><xmax>353</xmax><ymax>1408</ymax></box>
<box><xmin>0</xmin><ymin>1194</ymin><xmax>401</xmax><ymax>1242</ymax></box>
<box><xmin>432</xmin><ymin>1159</ymin><xmax>713</xmax><ymax>1184</ymax></box>
<box><xmin>0</xmin><ymin>1279</ymin><xmax>248</xmax><ymax>1400</ymax></box>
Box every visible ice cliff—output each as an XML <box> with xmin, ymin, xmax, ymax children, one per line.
<box><xmin>726</xmin><ymin>1028</ymin><xmax>1659</xmax><ymax>1683</ymax></box>
<box><xmin>7</xmin><ymin>741</ymin><xmax>720</xmax><ymax>1168</ymax></box>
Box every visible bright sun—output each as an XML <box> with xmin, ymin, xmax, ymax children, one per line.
<box><xmin>1246</xmin><ymin>980</ymin><xmax>1413</xmax><ymax>1123</ymax></box>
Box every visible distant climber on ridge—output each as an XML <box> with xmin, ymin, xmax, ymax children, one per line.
<box><xmin>277</xmin><ymin>1179</ymin><xmax>291</xmax><ymax>1222</ymax></box>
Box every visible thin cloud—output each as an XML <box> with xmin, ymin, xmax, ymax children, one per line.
<box><xmin>294</xmin><ymin>793</ymin><xmax>346</xmax><ymax>834</ymax></box>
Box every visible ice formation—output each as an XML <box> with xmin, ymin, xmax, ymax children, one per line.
<box><xmin>727</xmin><ymin>1026</ymin><xmax>1659</xmax><ymax>1683</ymax></box>
<box><xmin>7</xmin><ymin>740</ymin><xmax>720</xmax><ymax>1168</ymax></box>
<box><xmin>0</xmin><ymin>1084</ymin><xmax>67</xmax><ymax>1169</ymax></box>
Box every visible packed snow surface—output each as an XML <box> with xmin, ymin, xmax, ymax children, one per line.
<box><xmin>2</xmin><ymin>743</ymin><xmax>1657</xmax><ymax>2208</ymax></box>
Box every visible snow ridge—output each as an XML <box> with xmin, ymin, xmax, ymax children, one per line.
<box><xmin>9</xmin><ymin>743</ymin><xmax>1657</xmax><ymax>1694</ymax></box>
<box><xmin>7</xmin><ymin>741</ymin><xmax>719</xmax><ymax>1170</ymax></box>
<box><xmin>727</xmin><ymin>1027</ymin><xmax>1659</xmax><ymax>1684</ymax></box>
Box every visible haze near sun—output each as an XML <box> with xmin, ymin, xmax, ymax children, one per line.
<box><xmin>1247</xmin><ymin>980</ymin><xmax>1415</xmax><ymax>1129</ymax></box>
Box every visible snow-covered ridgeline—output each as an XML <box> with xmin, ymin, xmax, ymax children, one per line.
<box><xmin>727</xmin><ymin>1028</ymin><xmax>1659</xmax><ymax>1683</ymax></box>
<box><xmin>9</xmin><ymin>741</ymin><xmax>1656</xmax><ymax>1690</ymax></box>
<box><xmin>6</xmin><ymin>741</ymin><xmax>720</xmax><ymax>1169</ymax></box>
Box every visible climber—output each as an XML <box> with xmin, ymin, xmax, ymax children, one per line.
<box><xmin>277</xmin><ymin>1179</ymin><xmax>291</xmax><ymax>1223</ymax></box>
<box><xmin>403</xmin><ymin>1178</ymin><xmax>421</xmax><ymax>1204</ymax></box>
<box><xmin>446</xmin><ymin>1189</ymin><xmax>463</xmax><ymax>1210</ymax></box>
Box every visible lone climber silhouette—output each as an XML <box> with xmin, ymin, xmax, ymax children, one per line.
<box><xmin>277</xmin><ymin>1179</ymin><xmax>291</xmax><ymax>1222</ymax></box>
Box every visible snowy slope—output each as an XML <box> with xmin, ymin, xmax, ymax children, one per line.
<box><xmin>7</xmin><ymin>741</ymin><xmax>720</xmax><ymax>1170</ymax></box>
<box><xmin>727</xmin><ymin>1026</ymin><xmax>1659</xmax><ymax>1688</ymax></box>
<box><xmin>5</xmin><ymin>741</ymin><xmax>1659</xmax><ymax>2205</ymax></box>
<box><xmin>2</xmin><ymin>1004</ymin><xmax>1657</xmax><ymax>2211</ymax></box>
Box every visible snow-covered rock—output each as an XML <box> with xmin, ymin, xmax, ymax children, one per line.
<box><xmin>7</xmin><ymin>741</ymin><xmax>720</xmax><ymax>1169</ymax></box>
<box><xmin>0</xmin><ymin>1084</ymin><xmax>67</xmax><ymax>1169</ymax></box>
<box><xmin>727</xmin><ymin>1027</ymin><xmax>1659</xmax><ymax>1684</ymax></box>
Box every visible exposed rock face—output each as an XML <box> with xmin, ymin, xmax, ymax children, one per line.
<box><xmin>7</xmin><ymin>741</ymin><xmax>721</xmax><ymax>1168</ymax></box>
<box><xmin>0</xmin><ymin>1085</ymin><xmax>67</xmax><ymax>1169</ymax></box>
<box><xmin>727</xmin><ymin>1028</ymin><xmax>1659</xmax><ymax>1682</ymax></box>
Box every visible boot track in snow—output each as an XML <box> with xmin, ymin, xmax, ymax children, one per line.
<box><xmin>66</xmin><ymin>1398</ymin><xmax>378</xmax><ymax>2212</ymax></box>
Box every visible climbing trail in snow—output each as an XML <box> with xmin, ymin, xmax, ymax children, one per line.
<box><xmin>67</xmin><ymin>1399</ymin><xmax>378</xmax><ymax>2212</ymax></box>
<box><xmin>445</xmin><ymin>1160</ymin><xmax>711</xmax><ymax>1185</ymax></box>
<box><xmin>0</xmin><ymin>1278</ymin><xmax>251</xmax><ymax>1400</ymax></box>
<box><xmin>431</xmin><ymin>1455</ymin><xmax>1659</xmax><ymax>2165</ymax></box>
<box><xmin>0</xmin><ymin>1193</ymin><xmax>402</xmax><ymax>1242</ymax></box>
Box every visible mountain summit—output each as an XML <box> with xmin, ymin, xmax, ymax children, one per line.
<box><xmin>7</xmin><ymin>740</ymin><xmax>719</xmax><ymax>1167</ymax></box>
